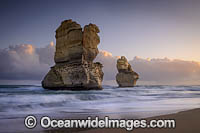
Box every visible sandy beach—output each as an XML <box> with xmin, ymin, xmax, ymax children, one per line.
<box><xmin>0</xmin><ymin>108</ymin><xmax>200</xmax><ymax>133</ymax></box>
<box><xmin>78</xmin><ymin>108</ymin><xmax>200</xmax><ymax>133</ymax></box>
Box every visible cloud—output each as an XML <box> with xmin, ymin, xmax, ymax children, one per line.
<box><xmin>95</xmin><ymin>50</ymin><xmax>118</xmax><ymax>80</ymax></box>
<box><xmin>95</xmin><ymin>52</ymin><xmax>200</xmax><ymax>85</ymax></box>
<box><xmin>0</xmin><ymin>44</ymin><xmax>200</xmax><ymax>85</ymax></box>
<box><xmin>0</xmin><ymin>43</ymin><xmax>55</xmax><ymax>80</ymax></box>
<box><xmin>36</xmin><ymin>41</ymin><xmax>55</xmax><ymax>65</ymax></box>
<box><xmin>129</xmin><ymin>56</ymin><xmax>200</xmax><ymax>85</ymax></box>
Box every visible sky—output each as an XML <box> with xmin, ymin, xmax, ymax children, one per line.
<box><xmin>0</xmin><ymin>0</ymin><xmax>200</xmax><ymax>85</ymax></box>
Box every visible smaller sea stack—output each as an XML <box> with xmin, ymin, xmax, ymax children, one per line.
<box><xmin>116</xmin><ymin>56</ymin><xmax>139</xmax><ymax>87</ymax></box>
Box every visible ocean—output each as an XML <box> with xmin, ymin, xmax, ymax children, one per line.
<box><xmin>0</xmin><ymin>85</ymin><xmax>200</xmax><ymax>119</ymax></box>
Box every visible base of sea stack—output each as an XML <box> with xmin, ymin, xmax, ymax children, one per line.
<box><xmin>42</xmin><ymin>85</ymin><xmax>103</xmax><ymax>91</ymax></box>
<box><xmin>41</xmin><ymin>62</ymin><xmax>104</xmax><ymax>91</ymax></box>
<box><xmin>116</xmin><ymin>72</ymin><xmax>138</xmax><ymax>87</ymax></box>
<box><xmin>118</xmin><ymin>84</ymin><xmax>137</xmax><ymax>87</ymax></box>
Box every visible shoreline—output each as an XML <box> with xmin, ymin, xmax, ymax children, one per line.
<box><xmin>0</xmin><ymin>108</ymin><xmax>199</xmax><ymax>133</ymax></box>
<box><xmin>78</xmin><ymin>108</ymin><xmax>200</xmax><ymax>133</ymax></box>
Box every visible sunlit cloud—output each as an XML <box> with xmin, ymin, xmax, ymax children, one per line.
<box><xmin>0</xmin><ymin>44</ymin><xmax>200</xmax><ymax>85</ymax></box>
<box><xmin>100</xmin><ymin>50</ymin><xmax>113</xmax><ymax>57</ymax></box>
<box><xmin>24</xmin><ymin>44</ymin><xmax>34</xmax><ymax>54</ymax></box>
<box><xmin>96</xmin><ymin>51</ymin><xmax>200</xmax><ymax>85</ymax></box>
<box><xmin>50</xmin><ymin>41</ymin><xmax>54</xmax><ymax>47</ymax></box>
<box><xmin>0</xmin><ymin>43</ymin><xmax>55</xmax><ymax>80</ymax></box>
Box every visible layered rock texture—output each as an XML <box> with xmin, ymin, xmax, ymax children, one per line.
<box><xmin>42</xmin><ymin>19</ymin><xmax>104</xmax><ymax>90</ymax></box>
<box><xmin>116</xmin><ymin>56</ymin><xmax>139</xmax><ymax>87</ymax></box>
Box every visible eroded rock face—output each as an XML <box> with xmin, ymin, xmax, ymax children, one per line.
<box><xmin>54</xmin><ymin>19</ymin><xmax>83</xmax><ymax>63</ymax></box>
<box><xmin>83</xmin><ymin>23</ymin><xmax>100</xmax><ymax>62</ymax></box>
<box><xmin>42</xmin><ymin>19</ymin><xmax>104</xmax><ymax>90</ymax></box>
<box><xmin>116</xmin><ymin>56</ymin><xmax>139</xmax><ymax>87</ymax></box>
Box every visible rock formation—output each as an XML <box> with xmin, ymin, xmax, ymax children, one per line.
<box><xmin>116</xmin><ymin>56</ymin><xmax>139</xmax><ymax>87</ymax></box>
<box><xmin>42</xmin><ymin>19</ymin><xmax>104</xmax><ymax>90</ymax></box>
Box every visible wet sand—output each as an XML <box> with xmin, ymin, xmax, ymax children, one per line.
<box><xmin>79</xmin><ymin>108</ymin><xmax>200</xmax><ymax>133</ymax></box>
<box><xmin>0</xmin><ymin>108</ymin><xmax>199</xmax><ymax>133</ymax></box>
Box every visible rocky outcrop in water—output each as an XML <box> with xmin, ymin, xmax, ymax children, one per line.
<box><xmin>116</xmin><ymin>56</ymin><xmax>139</xmax><ymax>87</ymax></box>
<box><xmin>42</xmin><ymin>19</ymin><xmax>104</xmax><ymax>90</ymax></box>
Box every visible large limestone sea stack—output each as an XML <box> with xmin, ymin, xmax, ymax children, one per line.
<box><xmin>42</xmin><ymin>19</ymin><xmax>104</xmax><ymax>90</ymax></box>
<box><xmin>116</xmin><ymin>56</ymin><xmax>139</xmax><ymax>87</ymax></box>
